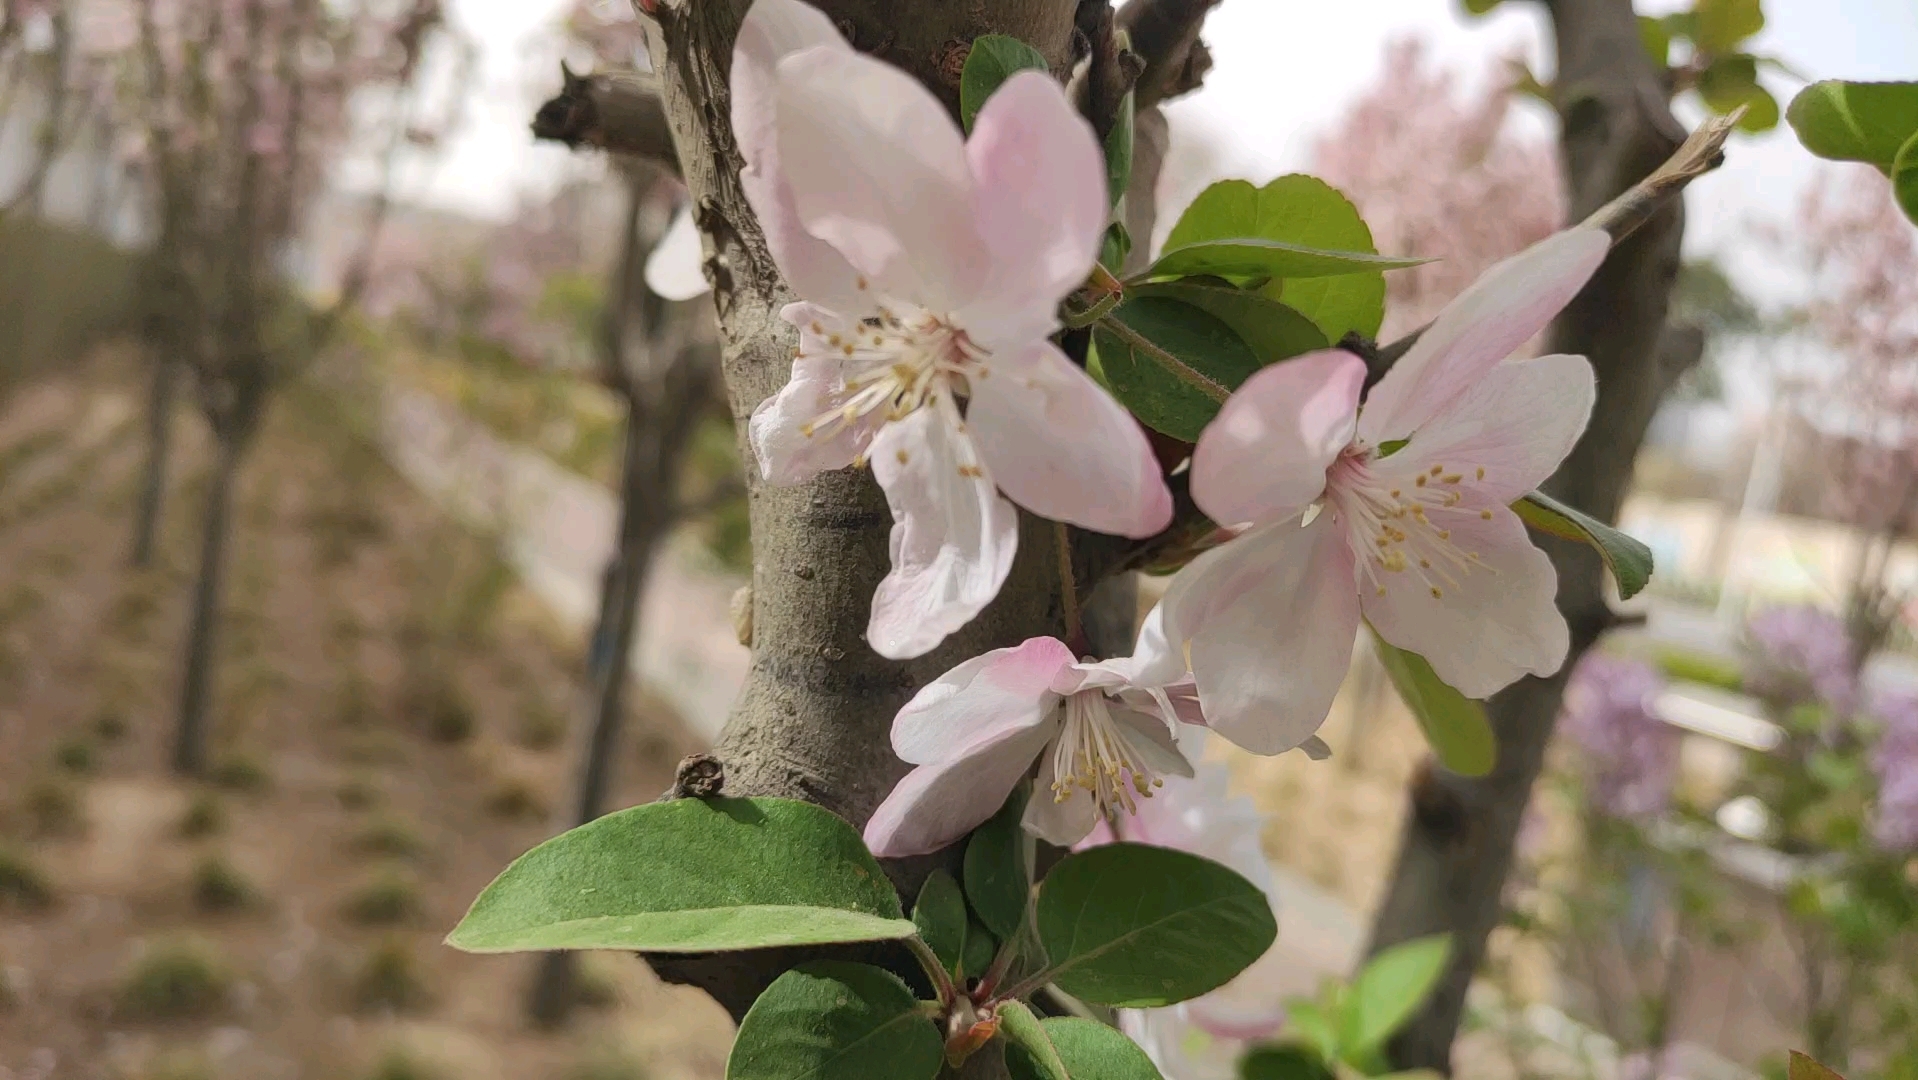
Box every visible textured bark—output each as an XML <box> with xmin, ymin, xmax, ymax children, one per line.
<box><xmin>533</xmin><ymin>67</ymin><xmax>681</xmax><ymax>171</ymax></box>
<box><xmin>1363</xmin><ymin>0</ymin><xmax>1691</xmax><ymax>1068</ymax></box>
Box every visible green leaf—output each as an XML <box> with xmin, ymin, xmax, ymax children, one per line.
<box><xmin>1036</xmin><ymin>843</ymin><xmax>1276</xmax><ymax>1008</ymax></box>
<box><xmin>1696</xmin><ymin>55</ymin><xmax>1780</xmax><ymax>132</ymax></box>
<box><xmin>1089</xmin><ymin>297</ymin><xmax>1253</xmax><ymax>442</ymax></box>
<box><xmin>960</xmin><ymin>35</ymin><xmax>1051</xmax><ymax>133</ymax></box>
<box><xmin>1461</xmin><ymin>0</ymin><xmax>1503</xmax><ymax>13</ymax></box>
<box><xmin>1146</xmin><ymin>239</ymin><xmax>1421</xmax><ymax>284</ymax></box>
<box><xmin>1370</xmin><ymin>633</ymin><xmax>1495</xmax><ymax>778</ymax></box>
<box><xmin>962</xmin><ymin>914</ymin><xmax>998</xmax><ymax>980</ymax></box>
<box><xmin>1637</xmin><ymin>15</ymin><xmax>1672</xmax><ymax>66</ymax></box>
<box><xmin>1280</xmin><ymin>1001</ymin><xmax>1341</xmax><ymax>1061</ymax></box>
<box><xmin>1894</xmin><ymin>130</ymin><xmax>1918</xmax><ymax>227</ymax></box>
<box><xmin>1789</xmin><ymin>1052</ymin><xmax>1848</xmax><ymax>1080</ymax></box>
<box><xmin>913</xmin><ymin>870</ymin><xmax>969</xmax><ymax>977</ymax></box>
<box><xmin>447</xmin><ymin>797</ymin><xmax>914</xmax><ymax>954</ymax></box>
<box><xmin>1787</xmin><ymin>80</ymin><xmax>1918</xmax><ymax>166</ymax></box>
<box><xmin>1000</xmin><ymin>1001</ymin><xmax>1071</xmax><ymax>1080</ymax></box>
<box><xmin>1511</xmin><ymin>490</ymin><xmax>1655</xmax><ymax>600</ymax></box>
<box><xmin>1341</xmin><ymin>934</ymin><xmax>1452</xmax><ymax>1058</ymax></box>
<box><xmin>1239</xmin><ymin>1045</ymin><xmax>1336</xmax><ymax>1080</ymax></box>
<box><xmin>965</xmin><ymin>786</ymin><xmax>1032</xmax><ymax>940</ymax></box>
<box><xmin>1106</xmin><ymin>90</ymin><xmax>1136</xmax><ymax>206</ymax></box>
<box><xmin>1039</xmin><ymin>1017</ymin><xmax>1165</xmax><ymax>1080</ymax></box>
<box><xmin>1129</xmin><ymin>281</ymin><xmax>1329</xmax><ymax>363</ymax></box>
<box><xmin>1692</xmin><ymin>0</ymin><xmax>1763</xmax><ymax>54</ymax></box>
<box><xmin>726</xmin><ymin>962</ymin><xmax>943</xmax><ymax>1080</ymax></box>
<box><xmin>1161</xmin><ymin>175</ymin><xmax>1399</xmax><ymax>341</ymax></box>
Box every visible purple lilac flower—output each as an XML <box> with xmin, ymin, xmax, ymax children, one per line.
<box><xmin>1559</xmin><ymin>654</ymin><xmax>1680</xmax><ymax>820</ymax></box>
<box><xmin>1870</xmin><ymin>690</ymin><xmax>1918</xmax><ymax>852</ymax></box>
<box><xmin>1742</xmin><ymin>605</ymin><xmax>1859</xmax><ymax>717</ymax></box>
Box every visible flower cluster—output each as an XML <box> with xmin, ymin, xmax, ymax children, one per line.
<box><xmin>730</xmin><ymin>0</ymin><xmax>1604</xmax><ymax>853</ymax></box>
<box><xmin>1558</xmin><ymin>653</ymin><xmax>1680</xmax><ymax>821</ymax></box>
<box><xmin>1742</xmin><ymin>604</ymin><xmax>1860</xmax><ymax>717</ymax></box>
<box><xmin>1870</xmin><ymin>691</ymin><xmax>1918</xmax><ymax>852</ymax></box>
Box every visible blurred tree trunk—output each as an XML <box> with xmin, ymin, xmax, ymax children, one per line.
<box><xmin>1364</xmin><ymin>0</ymin><xmax>1694</xmax><ymax>1068</ymax></box>
<box><xmin>173</xmin><ymin>423</ymin><xmax>248</xmax><ymax>774</ymax></box>
<box><xmin>528</xmin><ymin>169</ymin><xmax>720</xmax><ymax>1026</ymax></box>
<box><xmin>129</xmin><ymin>352</ymin><xmax>176</xmax><ymax>567</ymax></box>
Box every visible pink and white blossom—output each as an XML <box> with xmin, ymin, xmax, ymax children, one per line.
<box><xmin>1156</xmin><ymin>228</ymin><xmax>1609</xmax><ymax>754</ymax></box>
<box><xmin>1084</xmin><ymin>729</ymin><xmax>1291</xmax><ymax>1079</ymax></box>
<box><xmin>863</xmin><ymin>616</ymin><xmax>1206</xmax><ymax>857</ymax></box>
<box><xmin>734</xmin><ymin>0</ymin><xmax>1172</xmax><ymax>660</ymax></box>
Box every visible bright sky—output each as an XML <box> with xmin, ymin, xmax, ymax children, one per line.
<box><xmin>412</xmin><ymin>0</ymin><xmax>1917</xmax><ymax>305</ymax></box>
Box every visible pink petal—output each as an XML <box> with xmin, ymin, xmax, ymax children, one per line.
<box><xmin>1160</xmin><ymin>515</ymin><xmax>1362</xmax><ymax>754</ymax></box>
<box><xmin>746</xmin><ymin>303</ymin><xmax>882</xmax><ymax>483</ymax></box>
<box><xmin>1360</xmin><ymin>503</ymin><xmax>1568</xmax><ymax>699</ymax></box>
<box><xmin>892</xmin><ymin>637</ymin><xmax>1076</xmax><ymax>765</ymax></box>
<box><xmin>1186</xmin><ymin>995</ymin><xmax>1290</xmax><ymax>1043</ymax></box>
<box><xmin>1383</xmin><ymin>353</ymin><xmax>1595</xmax><ymax>504</ymax></box>
<box><xmin>1359</xmin><ymin>228</ymin><xmax>1608</xmax><ymax>443</ymax></box>
<box><xmin>643</xmin><ymin>204</ymin><xmax>710</xmax><ymax>301</ymax></box>
<box><xmin>865</xmin><ymin>723</ymin><xmax>1058</xmax><ymax>857</ymax></box>
<box><xmin>958</xmin><ymin>71</ymin><xmax>1108</xmax><ymax>351</ymax></box>
<box><xmin>773</xmin><ymin>48</ymin><xmax>987</xmax><ymax>313</ymax></box>
<box><xmin>1190</xmin><ymin>350</ymin><xmax>1365</xmax><ymax>529</ymax></box>
<box><xmin>731</xmin><ymin>0</ymin><xmax>867</xmax><ymax>313</ymax></box>
<box><xmin>866</xmin><ymin>407</ymin><xmax>1020</xmax><ymax>659</ymax></box>
<box><xmin>969</xmin><ymin>341</ymin><xmax>1172</xmax><ymax>538</ymax></box>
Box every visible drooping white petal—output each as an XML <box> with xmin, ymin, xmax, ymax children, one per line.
<box><xmin>1190</xmin><ymin>349</ymin><xmax>1365</xmax><ymax>529</ymax></box>
<box><xmin>746</xmin><ymin>303</ymin><xmax>884</xmax><ymax>484</ymax></box>
<box><xmin>643</xmin><ymin>203</ymin><xmax>711</xmax><ymax>301</ymax></box>
<box><xmin>866</xmin><ymin>407</ymin><xmax>1019</xmax><ymax>660</ymax></box>
<box><xmin>731</xmin><ymin>0</ymin><xmax>867</xmax><ymax>313</ymax></box>
<box><xmin>1023</xmin><ymin>753</ymin><xmax>1104</xmax><ymax>847</ymax></box>
<box><xmin>1360</xmin><ymin>502</ymin><xmax>1568</xmax><ymax>698</ymax></box>
<box><xmin>865</xmin><ymin>723</ymin><xmax>1060</xmax><ymax>858</ymax></box>
<box><xmin>1110</xmin><ymin>706</ymin><xmax>1198</xmax><ymax>780</ymax></box>
<box><xmin>890</xmin><ymin>637</ymin><xmax>1076</xmax><ymax>765</ymax></box>
<box><xmin>969</xmin><ymin>341</ymin><xmax>1172</xmax><ymax>538</ymax></box>
<box><xmin>958</xmin><ymin>70</ymin><xmax>1108</xmax><ymax>351</ymax></box>
<box><xmin>772</xmin><ymin>47</ymin><xmax>988</xmax><ymax>312</ymax></box>
<box><xmin>1383</xmin><ymin>353</ymin><xmax>1595</xmax><ymax>504</ymax></box>
<box><xmin>1359</xmin><ymin>227</ymin><xmax>1608</xmax><ymax>443</ymax></box>
<box><xmin>1160</xmin><ymin>515</ymin><xmax>1363</xmax><ymax>755</ymax></box>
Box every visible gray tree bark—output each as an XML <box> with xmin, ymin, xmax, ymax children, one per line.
<box><xmin>130</xmin><ymin>352</ymin><xmax>176</xmax><ymax>568</ymax></box>
<box><xmin>1363</xmin><ymin>0</ymin><xmax>1695</xmax><ymax>1068</ymax></box>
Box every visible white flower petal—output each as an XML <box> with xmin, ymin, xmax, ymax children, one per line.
<box><xmin>1190</xmin><ymin>349</ymin><xmax>1364</xmax><ymax>529</ymax></box>
<box><xmin>890</xmin><ymin>637</ymin><xmax>1074</xmax><ymax>765</ymax></box>
<box><xmin>864</xmin><ymin>723</ymin><xmax>1059</xmax><ymax>858</ymax></box>
<box><xmin>1384</xmin><ymin>352</ymin><xmax>1595</xmax><ymax>504</ymax></box>
<box><xmin>866</xmin><ymin>406</ymin><xmax>1019</xmax><ymax>659</ymax></box>
<box><xmin>746</xmin><ymin>303</ymin><xmax>882</xmax><ymax>484</ymax></box>
<box><xmin>643</xmin><ymin>203</ymin><xmax>711</xmax><ymax>301</ymax></box>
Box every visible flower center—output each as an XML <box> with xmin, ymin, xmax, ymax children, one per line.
<box><xmin>798</xmin><ymin>301</ymin><xmax>989</xmax><ymax>450</ymax></box>
<box><xmin>1046</xmin><ymin>689</ymin><xmax>1165</xmax><ymax>820</ymax></box>
<box><xmin>1326</xmin><ymin>445</ymin><xmax>1495</xmax><ymax>600</ymax></box>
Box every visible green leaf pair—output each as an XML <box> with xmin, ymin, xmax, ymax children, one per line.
<box><xmin>1003</xmin><ymin>1001</ymin><xmax>1164</xmax><ymax>1080</ymax></box>
<box><xmin>1246</xmin><ymin>935</ymin><xmax>1452</xmax><ymax>1078</ymax></box>
<box><xmin>1787</xmin><ymin>80</ymin><xmax>1918</xmax><ymax>225</ymax></box>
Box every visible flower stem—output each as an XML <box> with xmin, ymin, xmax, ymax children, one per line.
<box><xmin>907</xmin><ymin>935</ymin><xmax>960</xmax><ymax>1010</ymax></box>
<box><xmin>1055</xmin><ymin>521</ymin><xmax>1081</xmax><ymax>647</ymax></box>
<box><xmin>1094</xmin><ymin>313</ymin><xmax>1230</xmax><ymax>404</ymax></box>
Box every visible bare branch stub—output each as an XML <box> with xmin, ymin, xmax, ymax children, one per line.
<box><xmin>532</xmin><ymin>65</ymin><xmax>681</xmax><ymax>173</ymax></box>
<box><xmin>1115</xmin><ymin>0</ymin><xmax>1220</xmax><ymax>107</ymax></box>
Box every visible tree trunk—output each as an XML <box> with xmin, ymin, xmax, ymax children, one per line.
<box><xmin>130</xmin><ymin>354</ymin><xmax>176</xmax><ymax>568</ymax></box>
<box><xmin>1364</xmin><ymin>0</ymin><xmax>1689</xmax><ymax>1068</ymax></box>
<box><xmin>174</xmin><ymin>434</ymin><xmax>244</xmax><ymax>775</ymax></box>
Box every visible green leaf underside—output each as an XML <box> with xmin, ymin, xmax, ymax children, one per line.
<box><xmin>1162</xmin><ymin>175</ymin><xmax>1395</xmax><ymax>340</ymax></box>
<box><xmin>1370</xmin><ymin>633</ymin><xmax>1495</xmax><ymax>778</ymax></box>
<box><xmin>1106</xmin><ymin>90</ymin><xmax>1136</xmax><ymax>206</ymax></box>
<box><xmin>448</xmin><ymin>797</ymin><xmax>910</xmax><ymax>954</ymax></box>
<box><xmin>1000</xmin><ymin>1000</ymin><xmax>1071</xmax><ymax>1080</ymax></box>
<box><xmin>1787</xmin><ymin>80</ymin><xmax>1918</xmax><ymax>166</ymax></box>
<box><xmin>727</xmin><ymin>962</ymin><xmax>943</xmax><ymax>1080</ymax></box>
<box><xmin>1893</xmin><ymin>131</ymin><xmax>1918</xmax><ymax>226</ymax></box>
<box><xmin>1033</xmin><ymin>1017</ymin><xmax>1165</xmax><ymax>1080</ymax></box>
<box><xmin>1239</xmin><ymin>1045</ymin><xmax>1337</xmax><ymax>1080</ymax></box>
<box><xmin>913</xmin><ymin>870</ymin><xmax>970</xmax><ymax>976</ymax></box>
<box><xmin>1146</xmin><ymin>239</ymin><xmax>1423</xmax><ymax>282</ymax></box>
<box><xmin>1696</xmin><ymin>55</ymin><xmax>1780</xmax><ymax>132</ymax></box>
<box><xmin>965</xmin><ymin>786</ymin><xmax>1032</xmax><ymax>940</ymax></box>
<box><xmin>1511</xmin><ymin>490</ymin><xmax>1655</xmax><ymax>600</ymax></box>
<box><xmin>1036</xmin><ymin>843</ymin><xmax>1276</xmax><ymax>1008</ymax></box>
<box><xmin>1089</xmin><ymin>296</ymin><xmax>1258</xmax><ymax>442</ymax></box>
<box><xmin>960</xmin><ymin>35</ymin><xmax>1050</xmax><ymax>133</ymax></box>
<box><xmin>1130</xmin><ymin>281</ymin><xmax>1328</xmax><ymax>363</ymax></box>
<box><xmin>1342</xmin><ymin>934</ymin><xmax>1453</xmax><ymax>1056</ymax></box>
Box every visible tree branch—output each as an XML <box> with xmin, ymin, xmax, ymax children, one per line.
<box><xmin>532</xmin><ymin>64</ymin><xmax>681</xmax><ymax>172</ymax></box>
<box><xmin>1115</xmin><ymin>0</ymin><xmax>1220</xmax><ymax>107</ymax></box>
